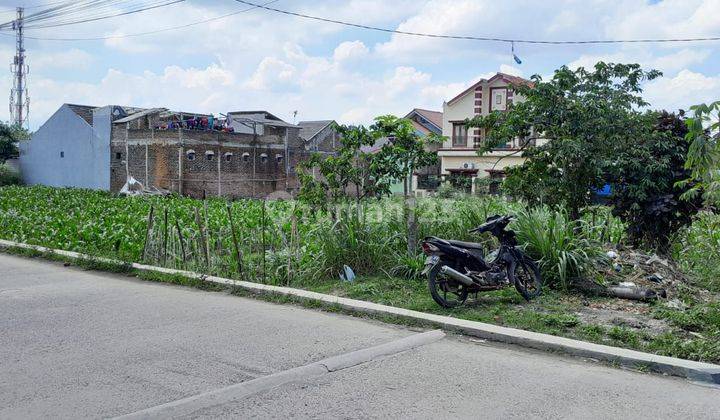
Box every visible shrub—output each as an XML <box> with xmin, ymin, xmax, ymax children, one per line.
<box><xmin>674</xmin><ymin>212</ymin><xmax>720</xmax><ymax>292</ymax></box>
<box><xmin>435</xmin><ymin>182</ymin><xmax>460</xmax><ymax>199</ymax></box>
<box><xmin>0</xmin><ymin>165</ymin><xmax>21</xmax><ymax>187</ymax></box>
<box><xmin>513</xmin><ymin>206</ymin><xmax>604</xmax><ymax>290</ymax></box>
<box><xmin>609</xmin><ymin>111</ymin><xmax>701</xmax><ymax>253</ymax></box>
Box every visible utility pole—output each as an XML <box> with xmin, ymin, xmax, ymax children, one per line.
<box><xmin>10</xmin><ymin>7</ymin><xmax>29</xmax><ymax>128</ymax></box>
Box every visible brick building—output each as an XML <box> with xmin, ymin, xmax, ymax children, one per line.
<box><xmin>21</xmin><ymin>104</ymin><xmax>338</xmax><ymax>199</ymax></box>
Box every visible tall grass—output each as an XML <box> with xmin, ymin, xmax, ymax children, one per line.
<box><xmin>513</xmin><ymin>207</ymin><xmax>605</xmax><ymax>290</ymax></box>
<box><xmin>674</xmin><ymin>212</ymin><xmax>720</xmax><ymax>292</ymax></box>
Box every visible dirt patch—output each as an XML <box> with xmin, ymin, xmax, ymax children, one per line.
<box><xmin>574</xmin><ymin>307</ymin><xmax>670</xmax><ymax>336</ymax></box>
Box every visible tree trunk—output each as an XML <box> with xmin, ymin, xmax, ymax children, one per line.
<box><xmin>405</xmin><ymin>195</ymin><xmax>417</xmax><ymax>257</ymax></box>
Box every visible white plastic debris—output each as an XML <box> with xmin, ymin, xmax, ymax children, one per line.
<box><xmin>119</xmin><ymin>176</ymin><xmax>144</xmax><ymax>195</ymax></box>
<box><xmin>606</xmin><ymin>250</ymin><xmax>619</xmax><ymax>259</ymax></box>
<box><xmin>340</xmin><ymin>265</ymin><xmax>356</xmax><ymax>282</ymax></box>
<box><xmin>119</xmin><ymin>175</ymin><xmax>170</xmax><ymax>196</ymax></box>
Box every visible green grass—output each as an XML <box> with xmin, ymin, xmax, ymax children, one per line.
<box><xmin>674</xmin><ymin>212</ymin><xmax>720</xmax><ymax>292</ymax></box>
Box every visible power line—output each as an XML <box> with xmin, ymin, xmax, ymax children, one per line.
<box><xmin>0</xmin><ymin>1</ymin><xmax>70</xmax><ymax>13</ymax></box>
<box><xmin>232</xmin><ymin>0</ymin><xmax>720</xmax><ymax>45</ymax></box>
<box><xmin>0</xmin><ymin>0</ymin><xmax>277</xmax><ymax>41</ymax></box>
<box><xmin>24</xmin><ymin>1</ymin><xmax>185</xmax><ymax>29</ymax></box>
<box><xmin>0</xmin><ymin>1</ymin><xmax>186</xmax><ymax>30</ymax></box>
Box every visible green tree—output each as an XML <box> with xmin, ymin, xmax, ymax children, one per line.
<box><xmin>298</xmin><ymin>116</ymin><xmax>440</xmax><ymax>206</ymax></box>
<box><xmin>469</xmin><ymin>62</ymin><xmax>661</xmax><ymax>220</ymax></box>
<box><xmin>609</xmin><ymin>111</ymin><xmax>702</xmax><ymax>253</ymax></box>
<box><xmin>370</xmin><ymin>115</ymin><xmax>440</xmax><ymax>198</ymax></box>
<box><xmin>297</xmin><ymin>123</ymin><xmax>383</xmax><ymax>208</ymax></box>
<box><xmin>0</xmin><ymin>122</ymin><xmax>28</xmax><ymax>164</ymax></box>
<box><xmin>370</xmin><ymin>115</ymin><xmax>440</xmax><ymax>254</ymax></box>
<box><xmin>678</xmin><ymin>101</ymin><xmax>720</xmax><ymax>206</ymax></box>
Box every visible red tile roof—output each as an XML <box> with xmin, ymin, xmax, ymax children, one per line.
<box><xmin>447</xmin><ymin>72</ymin><xmax>532</xmax><ymax>106</ymax></box>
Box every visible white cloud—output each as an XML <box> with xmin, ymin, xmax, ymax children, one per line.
<box><xmin>645</xmin><ymin>69</ymin><xmax>720</xmax><ymax>111</ymax></box>
<box><xmin>375</xmin><ymin>0</ymin><xmax>488</xmax><ymax>60</ymax></box>
<box><xmin>333</xmin><ymin>41</ymin><xmax>369</xmax><ymax>62</ymax></box>
<box><xmin>569</xmin><ymin>49</ymin><xmax>711</xmax><ymax>75</ymax></box>
<box><xmin>244</xmin><ymin>57</ymin><xmax>296</xmax><ymax>90</ymax></box>
<box><xmin>606</xmin><ymin>0</ymin><xmax>720</xmax><ymax>40</ymax></box>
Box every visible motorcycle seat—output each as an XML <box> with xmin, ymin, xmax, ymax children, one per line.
<box><xmin>446</xmin><ymin>239</ymin><xmax>484</xmax><ymax>250</ymax></box>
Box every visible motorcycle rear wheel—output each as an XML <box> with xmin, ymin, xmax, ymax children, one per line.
<box><xmin>427</xmin><ymin>264</ymin><xmax>469</xmax><ymax>308</ymax></box>
<box><xmin>509</xmin><ymin>256</ymin><xmax>542</xmax><ymax>301</ymax></box>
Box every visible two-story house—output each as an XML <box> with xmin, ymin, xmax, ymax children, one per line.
<box><xmin>439</xmin><ymin>72</ymin><xmax>534</xmax><ymax>193</ymax></box>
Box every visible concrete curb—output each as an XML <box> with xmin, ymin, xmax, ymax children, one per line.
<box><xmin>114</xmin><ymin>330</ymin><xmax>445</xmax><ymax>419</ymax></box>
<box><xmin>2</xmin><ymin>239</ymin><xmax>719</xmax><ymax>386</ymax></box>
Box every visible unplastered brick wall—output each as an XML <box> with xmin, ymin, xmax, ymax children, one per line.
<box><xmin>110</xmin><ymin>125</ymin><xmax>305</xmax><ymax>198</ymax></box>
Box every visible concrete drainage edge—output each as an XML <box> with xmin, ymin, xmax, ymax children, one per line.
<box><xmin>2</xmin><ymin>238</ymin><xmax>719</xmax><ymax>386</ymax></box>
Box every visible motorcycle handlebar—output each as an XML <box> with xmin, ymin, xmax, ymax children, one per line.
<box><xmin>468</xmin><ymin>215</ymin><xmax>515</xmax><ymax>234</ymax></box>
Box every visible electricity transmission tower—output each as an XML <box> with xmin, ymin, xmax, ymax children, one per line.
<box><xmin>9</xmin><ymin>7</ymin><xmax>28</xmax><ymax>129</ymax></box>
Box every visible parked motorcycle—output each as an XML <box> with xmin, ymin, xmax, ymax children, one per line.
<box><xmin>421</xmin><ymin>215</ymin><xmax>542</xmax><ymax>308</ymax></box>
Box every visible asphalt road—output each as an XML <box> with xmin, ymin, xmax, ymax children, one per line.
<box><xmin>1</xmin><ymin>253</ymin><xmax>718</xmax><ymax>419</ymax></box>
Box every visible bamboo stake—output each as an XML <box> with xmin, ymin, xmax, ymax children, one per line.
<box><xmin>261</xmin><ymin>199</ymin><xmax>267</xmax><ymax>284</ymax></box>
<box><xmin>141</xmin><ymin>205</ymin><xmax>155</xmax><ymax>262</ymax></box>
<box><xmin>194</xmin><ymin>207</ymin><xmax>210</xmax><ymax>269</ymax></box>
<box><xmin>203</xmin><ymin>199</ymin><xmax>211</xmax><ymax>269</ymax></box>
<box><xmin>175</xmin><ymin>219</ymin><xmax>187</xmax><ymax>267</ymax></box>
<box><xmin>227</xmin><ymin>202</ymin><xmax>243</xmax><ymax>278</ymax></box>
<box><xmin>162</xmin><ymin>207</ymin><xmax>169</xmax><ymax>265</ymax></box>
<box><xmin>288</xmin><ymin>205</ymin><xmax>298</xmax><ymax>285</ymax></box>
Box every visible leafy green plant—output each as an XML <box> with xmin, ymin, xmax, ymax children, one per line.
<box><xmin>0</xmin><ymin>122</ymin><xmax>28</xmax><ymax>164</ymax></box>
<box><xmin>435</xmin><ymin>182</ymin><xmax>459</xmax><ymax>199</ymax></box>
<box><xmin>673</xmin><ymin>212</ymin><xmax>720</xmax><ymax>291</ymax></box>
<box><xmin>678</xmin><ymin>101</ymin><xmax>720</xmax><ymax>206</ymax></box>
<box><xmin>609</xmin><ymin>111</ymin><xmax>701</xmax><ymax>253</ymax></box>
<box><xmin>0</xmin><ymin>165</ymin><xmax>21</xmax><ymax>187</ymax></box>
<box><xmin>513</xmin><ymin>206</ymin><xmax>604</xmax><ymax>289</ymax></box>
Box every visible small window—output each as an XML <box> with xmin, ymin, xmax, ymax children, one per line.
<box><xmin>242</xmin><ymin>152</ymin><xmax>250</xmax><ymax>163</ymax></box>
<box><xmin>276</xmin><ymin>154</ymin><xmax>284</xmax><ymax>163</ymax></box>
<box><xmin>452</xmin><ymin>123</ymin><xmax>467</xmax><ymax>147</ymax></box>
<box><xmin>60</xmin><ymin>151</ymin><xmax>64</xmax><ymax>158</ymax></box>
<box><xmin>206</xmin><ymin>150</ymin><xmax>215</xmax><ymax>161</ymax></box>
<box><xmin>186</xmin><ymin>149</ymin><xmax>196</xmax><ymax>161</ymax></box>
<box><xmin>115</xmin><ymin>152</ymin><xmax>122</xmax><ymax>160</ymax></box>
<box><xmin>495</xmin><ymin>93</ymin><xmax>502</xmax><ymax>105</ymax></box>
<box><xmin>224</xmin><ymin>152</ymin><xmax>233</xmax><ymax>162</ymax></box>
<box><xmin>260</xmin><ymin>153</ymin><xmax>268</xmax><ymax>163</ymax></box>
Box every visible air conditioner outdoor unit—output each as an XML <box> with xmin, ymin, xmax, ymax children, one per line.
<box><xmin>462</xmin><ymin>162</ymin><xmax>476</xmax><ymax>170</ymax></box>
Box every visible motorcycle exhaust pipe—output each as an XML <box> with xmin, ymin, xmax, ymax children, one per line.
<box><xmin>439</xmin><ymin>265</ymin><xmax>475</xmax><ymax>287</ymax></box>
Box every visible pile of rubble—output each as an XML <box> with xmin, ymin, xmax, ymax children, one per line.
<box><xmin>589</xmin><ymin>246</ymin><xmax>711</xmax><ymax>304</ymax></box>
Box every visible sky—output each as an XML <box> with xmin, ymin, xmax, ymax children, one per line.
<box><xmin>0</xmin><ymin>0</ymin><xmax>718</xmax><ymax>130</ymax></box>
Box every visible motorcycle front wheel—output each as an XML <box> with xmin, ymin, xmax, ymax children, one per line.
<box><xmin>508</xmin><ymin>256</ymin><xmax>542</xmax><ymax>301</ymax></box>
<box><xmin>427</xmin><ymin>264</ymin><xmax>469</xmax><ymax>308</ymax></box>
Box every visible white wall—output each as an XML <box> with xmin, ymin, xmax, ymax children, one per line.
<box><xmin>19</xmin><ymin>104</ymin><xmax>111</xmax><ymax>190</ymax></box>
<box><xmin>442</xmin><ymin>91</ymin><xmax>475</xmax><ymax>148</ymax></box>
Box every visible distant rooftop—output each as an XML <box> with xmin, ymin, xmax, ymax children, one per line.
<box><xmin>65</xmin><ymin>104</ymin><xmax>96</xmax><ymax>125</ymax></box>
<box><xmin>406</xmin><ymin>108</ymin><xmax>442</xmax><ymax>130</ymax></box>
<box><xmin>298</xmin><ymin>120</ymin><xmax>334</xmax><ymax>142</ymax></box>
